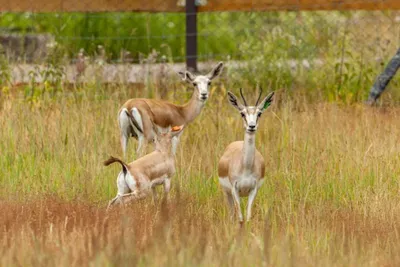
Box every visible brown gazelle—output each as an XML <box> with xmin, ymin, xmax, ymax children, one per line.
<box><xmin>118</xmin><ymin>62</ymin><xmax>224</xmax><ymax>157</ymax></box>
<box><xmin>218</xmin><ymin>88</ymin><xmax>274</xmax><ymax>223</ymax></box>
<box><xmin>104</xmin><ymin>121</ymin><xmax>185</xmax><ymax>210</ymax></box>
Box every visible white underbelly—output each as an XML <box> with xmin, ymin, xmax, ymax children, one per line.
<box><xmin>219</xmin><ymin>175</ymin><xmax>262</xmax><ymax>197</ymax></box>
<box><xmin>150</xmin><ymin>175</ymin><xmax>167</xmax><ymax>187</ymax></box>
<box><xmin>237</xmin><ymin>181</ymin><xmax>256</xmax><ymax>196</ymax></box>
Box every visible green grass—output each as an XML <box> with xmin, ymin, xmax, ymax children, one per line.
<box><xmin>0</xmin><ymin>11</ymin><xmax>398</xmax><ymax>63</ymax></box>
<box><xmin>0</xmin><ymin>10</ymin><xmax>400</xmax><ymax>265</ymax></box>
<box><xmin>2</xmin><ymin>86</ymin><xmax>400</xmax><ymax>265</ymax></box>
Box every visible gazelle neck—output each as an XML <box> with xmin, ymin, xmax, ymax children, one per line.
<box><xmin>181</xmin><ymin>90</ymin><xmax>205</xmax><ymax>123</ymax></box>
<box><xmin>242</xmin><ymin>132</ymin><xmax>256</xmax><ymax>172</ymax></box>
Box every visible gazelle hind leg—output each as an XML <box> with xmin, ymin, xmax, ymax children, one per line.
<box><xmin>121</xmin><ymin>191</ymin><xmax>148</xmax><ymax>205</ymax></box>
<box><xmin>136</xmin><ymin>135</ymin><xmax>145</xmax><ymax>157</ymax></box>
<box><xmin>118</xmin><ymin>109</ymin><xmax>131</xmax><ymax>157</ymax></box>
<box><xmin>231</xmin><ymin>181</ymin><xmax>243</xmax><ymax>223</ymax></box>
<box><xmin>246</xmin><ymin>186</ymin><xmax>258</xmax><ymax>222</ymax></box>
<box><xmin>224</xmin><ymin>191</ymin><xmax>235</xmax><ymax>219</ymax></box>
<box><xmin>120</xmin><ymin>133</ymin><xmax>129</xmax><ymax>158</ymax></box>
<box><xmin>107</xmin><ymin>171</ymin><xmax>131</xmax><ymax>211</ymax></box>
<box><xmin>130</xmin><ymin>107</ymin><xmax>146</xmax><ymax>157</ymax></box>
<box><xmin>107</xmin><ymin>195</ymin><xmax>120</xmax><ymax>211</ymax></box>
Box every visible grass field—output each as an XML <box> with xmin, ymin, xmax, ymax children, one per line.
<box><xmin>2</xmin><ymin>85</ymin><xmax>400</xmax><ymax>266</ymax></box>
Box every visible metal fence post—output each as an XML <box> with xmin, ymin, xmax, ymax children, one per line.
<box><xmin>186</xmin><ymin>0</ymin><xmax>197</xmax><ymax>72</ymax></box>
<box><xmin>366</xmin><ymin>48</ymin><xmax>400</xmax><ymax>105</ymax></box>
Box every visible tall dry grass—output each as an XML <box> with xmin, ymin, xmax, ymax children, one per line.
<box><xmin>2</xmin><ymin>87</ymin><xmax>400</xmax><ymax>266</ymax></box>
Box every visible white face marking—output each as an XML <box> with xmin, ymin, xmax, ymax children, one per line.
<box><xmin>193</xmin><ymin>75</ymin><xmax>211</xmax><ymax>101</ymax></box>
<box><xmin>240</xmin><ymin>107</ymin><xmax>262</xmax><ymax>133</ymax></box>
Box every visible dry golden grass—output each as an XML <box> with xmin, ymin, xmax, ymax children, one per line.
<box><xmin>2</xmin><ymin>88</ymin><xmax>400</xmax><ymax>266</ymax></box>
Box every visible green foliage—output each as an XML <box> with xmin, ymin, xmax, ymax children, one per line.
<box><xmin>0</xmin><ymin>45</ymin><xmax>11</xmax><ymax>88</ymax></box>
<box><xmin>0</xmin><ymin>12</ymin><xmax>187</xmax><ymax>61</ymax></box>
<box><xmin>0</xmin><ymin>11</ymin><xmax>353</xmax><ymax>62</ymax></box>
<box><xmin>0</xmin><ymin>11</ymin><xmax>399</xmax><ymax>103</ymax></box>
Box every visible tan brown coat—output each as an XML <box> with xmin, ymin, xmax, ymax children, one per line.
<box><xmin>118</xmin><ymin>62</ymin><xmax>223</xmax><ymax>157</ymax></box>
<box><xmin>105</xmin><ymin>126</ymin><xmax>184</xmax><ymax>209</ymax></box>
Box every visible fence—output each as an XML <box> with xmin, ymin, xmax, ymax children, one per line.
<box><xmin>0</xmin><ymin>1</ymin><xmax>399</xmax><ymax>102</ymax></box>
<box><xmin>1</xmin><ymin>0</ymin><xmax>400</xmax><ymax>12</ymax></box>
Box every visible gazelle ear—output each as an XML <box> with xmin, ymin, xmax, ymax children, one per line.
<box><xmin>177</xmin><ymin>71</ymin><xmax>186</xmax><ymax>81</ymax></box>
<box><xmin>257</xmin><ymin>91</ymin><xmax>274</xmax><ymax>112</ymax></box>
<box><xmin>207</xmin><ymin>61</ymin><xmax>224</xmax><ymax>80</ymax></box>
<box><xmin>185</xmin><ymin>71</ymin><xmax>196</xmax><ymax>83</ymax></box>
<box><xmin>171</xmin><ymin>125</ymin><xmax>184</xmax><ymax>137</ymax></box>
<box><xmin>178</xmin><ymin>70</ymin><xmax>196</xmax><ymax>83</ymax></box>
<box><xmin>227</xmin><ymin>91</ymin><xmax>244</xmax><ymax>111</ymax></box>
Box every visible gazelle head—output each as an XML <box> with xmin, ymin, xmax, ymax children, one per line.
<box><xmin>152</xmin><ymin>125</ymin><xmax>185</xmax><ymax>153</ymax></box>
<box><xmin>178</xmin><ymin>62</ymin><xmax>224</xmax><ymax>102</ymax></box>
<box><xmin>227</xmin><ymin>88</ymin><xmax>274</xmax><ymax>134</ymax></box>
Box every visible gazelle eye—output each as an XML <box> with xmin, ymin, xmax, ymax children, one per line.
<box><xmin>241</xmin><ymin>113</ymin><xmax>245</xmax><ymax>118</ymax></box>
<box><xmin>193</xmin><ymin>82</ymin><xmax>197</xmax><ymax>86</ymax></box>
<box><xmin>257</xmin><ymin>113</ymin><xmax>262</xmax><ymax>117</ymax></box>
<box><xmin>207</xmin><ymin>81</ymin><xmax>211</xmax><ymax>86</ymax></box>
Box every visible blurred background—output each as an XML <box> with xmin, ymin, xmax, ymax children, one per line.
<box><xmin>0</xmin><ymin>0</ymin><xmax>399</xmax><ymax>103</ymax></box>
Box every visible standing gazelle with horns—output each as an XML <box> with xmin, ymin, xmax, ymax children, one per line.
<box><xmin>118</xmin><ymin>62</ymin><xmax>224</xmax><ymax>157</ymax></box>
<box><xmin>218</xmin><ymin>88</ymin><xmax>274</xmax><ymax>223</ymax></box>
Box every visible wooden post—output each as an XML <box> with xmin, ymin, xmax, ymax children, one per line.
<box><xmin>186</xmin><ymin>0</ymin><xmax>197</xmax><ymax>72</ymax></box>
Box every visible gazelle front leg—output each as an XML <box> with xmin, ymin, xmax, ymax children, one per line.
<box><xmin>246</xmin><ymin>186</ymin><xmax>258</xmax><ymax>222</ymax></box>
<box><xmin>224</xmin><ymin>191</ymin><xmax>235</xmax><ymax>219</ymax></box>
<box><xmin>231</xmin><ymin>181</ymin><xmax>244</xmax><ymax>223</ymax></box>
<box><xmin>171</xmin><ymin>131</ymin><xmax>183</xmax><ymax>155</ymax></box>
<box><xmin>163</xmin><ymin>177</ymin><xmax>171</xmax><ymax>200</ymax></box>
<box><xmin>151</xmin><ymin>186</ymin><xmax>158</xmax><ymax>203</ymax></box>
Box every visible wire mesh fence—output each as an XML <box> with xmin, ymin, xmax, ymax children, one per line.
<box><xmin>0</xmin><ymin>1</ymin><xmax>399</xmax><ymax>102</ymax></box>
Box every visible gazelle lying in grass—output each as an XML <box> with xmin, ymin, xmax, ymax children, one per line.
<box><xmin>104</xmin><ymin>120</ymin><xmax>184</xmax><ymax>210</ymax></box>
<box><xmin>218</xmin><ymin>88</ymin><xmax>274</xmax><ymax>223</ymax></box>
<box><xmin>118</xmin><ymin>62</ymin><xmax>224</xmax><ymax>157</ymax></box>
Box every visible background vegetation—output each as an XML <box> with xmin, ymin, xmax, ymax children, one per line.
<box><xmin>0</xmin><ymin>11</ymin><xmax>397</xmax><ymax>61</ymax></box>
<box><xmin>2</xmin><ymin>85</ymin><xmax>400</xmax><ymax>266</ymax></box>
<box><xmin>1</xmin><ymin>11</ymin><xmax>400</xmax><ymax>102</ymax></box>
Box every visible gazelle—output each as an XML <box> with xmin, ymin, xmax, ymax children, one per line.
<box><xmin>104</xmin><ymin>122</ymin><xmax>185</xmax><ymax>210</ymax></box>
<box><xmin>118</xmin><ymin>61</ymin><xmax>224</xmax><ymax>157</ymax></box>
<box><xmin>218</xmin><ymin>88</ymin><xmax>274</xmax><ymax>223</ymax></box>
